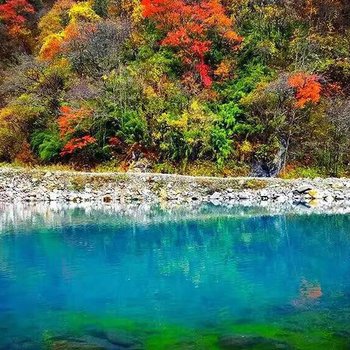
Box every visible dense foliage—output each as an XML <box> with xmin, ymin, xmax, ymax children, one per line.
<box><xmin>1</xmin><ymin>0</ymin><xmax>349</xmax><ymax>176</ymax></box>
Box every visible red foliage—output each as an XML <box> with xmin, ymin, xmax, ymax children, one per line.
<box><xmin>288</xmin><ymin>73</ymin><xmax>322</xmax><ymax>108</ymax></box>
<box><xmin>40</xmin><ymin>23</ymin><xmax>81</xmax><ymax>61</ymax></box>
<box><xmin>60</xmin><ymin>135</ymin><xmax>96</xmax><ymax>156</ymax></box>
<box><xmin>196</xmin><ymin>61</ymin><xmax>212</xmax><ymax>88</ymax></box>
<box><xmin>141</xmin><ymin>0</ymin><xmax>241</xmax><ymax>87</ymax></box>
<box><xmin>58</xmin><ymin>105</ymin><xmax>95</xmax><ymax>156</ymax></box>
<box><xmin>323</xmin><ymin>82</ymin><xmax>342</xmax><ymax>97</ymax></box>
<box><xmin>108</xmin><ymin>136</ymin><xmax>122</xmax><ymax>146</ymax></box>
<box><xmin>58</xmin><ymin>105</ymin><xmax>91</xmax><ymax>137</ymax></box>
<box><xmin>15</xmin><ymin>141</ymin><xmax>36</xmax><ymax>164</ymax></box>
<box><xmin>40</xmin><ymin>35</ymin><xmax>63</xmax><ymax>60</ymax></box>
<box><xmin>0</xmin><ymin>0</ymin><xmax>35</xmax><ymax>37</ymax></box>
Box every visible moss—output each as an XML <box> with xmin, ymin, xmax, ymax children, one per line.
<box><xmin>185</xmin><ymin>161</ymin><xmax>220</xmax><ymax>177</ymax></box>
<box><xmin>153</xmin><ymin>162</ymin><xmax>178</xmax><ymax>174</ymax></box>
<box><xmin>94</xmin><ymin>160</ymin><xmax>121</xmax><ymax>173</ymax></box>
<box><xmin>40</xmin><ymin>309</ymin><xmax>350</xmax><ymax>350</ymax></box>
<box><xmin>69</xmin><ymin>176</ymin><xmax>87</xmax><ymax>191</ymax></box>
<box><xmin>196</xmin><ymin>178</ymin><xmax>239</xmax><ymax>194</ymax></box>
<box><xmin>221</xmin><ymin>161</ymin><xmax>250</xmax><ymax>177</ymax></box>
<box><xmin>114</xmin><ymin>173</ymin><xmax>129</xmax><ymax>181</ymax></box>
<box><xmin>144</xmin><ymin>326</ymin><xmax>220</xmax><ymax>350</ymax></box>
<box><xmin>35</xmin><ymin>164</ymin><xmax>75</xmax><ymax>172</ymax></box>
<box><xmin>243</xmin><ymin>179</ymin><xmax>268</xmax><ymax>190</ymax></box>
<box><xmin>41</xmin><ymin>312</ymin><xmax>222</xmax><ymax>350</ymax></box>
<box><xmin>280</xmin><ymin>166</ymin><xmax>326</xmax><ymax>179</ymax></box>
<box><xmin>153</xmin><ymin>160</ymin><xmax>250</xmax><ymax>178</ymax></box>
<box><xmin>223</xmin><ymin>310</ymin><xmax>350</xmax><ymax>350</ymax></box>
<box><xmin>145</xmin><ymin>335</ymin><xmax>220</xmax><ymax>350</ymax></box>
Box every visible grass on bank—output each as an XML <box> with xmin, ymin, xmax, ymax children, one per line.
<box><xmin>0</xmin><ymin>160</ymin><xmax>349</xmax><ymax>179</ymax></box>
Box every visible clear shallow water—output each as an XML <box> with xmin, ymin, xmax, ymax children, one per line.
<box><xmin>0</xmin><ymin>205</ymin><xmax>350</xmax><ymax>349</ymax></box>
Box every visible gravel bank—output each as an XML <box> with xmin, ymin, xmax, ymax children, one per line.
<box><xmin>1</xmin><ymin>167</ymin><xmax>350</xmax><ymax>208</ymax></box>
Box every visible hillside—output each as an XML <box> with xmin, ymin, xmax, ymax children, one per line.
<box><xmin>0</xmin><ymin>0</ymin><xmax>349</xmax><ymax>177</ymax></box>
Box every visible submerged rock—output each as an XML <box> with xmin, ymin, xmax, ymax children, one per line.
<box><xmin>47</xmin><ymin>333</ymin><xmax>133</xmax><ymax>350</ymax></box>
<box><xmin>86</xmin><ymin>329</ymin><xmax>143</xmax><ymax>349</ymax></box>
<box><xmin>50</xmin><ymin>339</ymin><xmax>105</xmax><ymax>350</ymax></box>
<box><xmin>218</xmin><ymin>334</ymin><xmax>292</xmax><ymax>350</ymax></box>
<box><xmin>104</xmin><ymin>331</ymin><xmax>143</xmax><ymax>349</ymax></box>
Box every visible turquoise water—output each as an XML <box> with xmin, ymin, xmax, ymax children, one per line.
<box><xmin>0</xmin><ymin>205</ymin><xmax>350</xmax><ymax>349</ymax></box>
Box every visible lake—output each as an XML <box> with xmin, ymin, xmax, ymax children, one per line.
<box><xmin>0</xmin><ymin>204</ymin><xmax>350</xmax><ymax>349</ymax></box>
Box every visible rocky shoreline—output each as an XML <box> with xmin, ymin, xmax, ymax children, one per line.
<box><xmin>1</xmin><ymin>167</ymin><xmax>350</xmax><ymax>208</ymax></box>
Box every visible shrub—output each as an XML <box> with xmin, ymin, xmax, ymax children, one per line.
<box><xmin>280</xmin><ymin>165</ymin><xmax>325</xmax><ymax>179</ymax></box>
<box><xmin>31</xmin><ymin>130</ymin><xmax>63</xmax><ymax>162</ymax></box>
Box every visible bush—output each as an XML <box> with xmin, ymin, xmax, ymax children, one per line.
<box><xmin>31</xmin><ymin>130</ymin><xmax>62</xmax><ymax>162</ymax></box>
<box><xmin>66</xmin><ymin>19</ymin><xmax>131</xmax><ymax>77</ymax></box>
<box><xmin>280</xmin><ymin>165</ymin><xmax>325</xmax><ymax>179</ymax></box>
<box><xmin>155</xmin><ymin>100</ymin><xmax>215</xmax><ymax>165</ymax></box>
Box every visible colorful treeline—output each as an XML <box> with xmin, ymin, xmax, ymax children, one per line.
<box><xmin>0</xmin><ymin>0</ymin><xmax>349</xmax><ymax>176</ymax></box>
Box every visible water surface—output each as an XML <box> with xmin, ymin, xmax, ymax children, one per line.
<box><xmin>0</xmin><ymin>204</ymin><xmax>350</xmax><ymax>349</ymax></box>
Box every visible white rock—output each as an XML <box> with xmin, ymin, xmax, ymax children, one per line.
<box><xmin>210</xmin><ymin>192</ymin><xmax>221</xmax><ymax>200</ymax></box>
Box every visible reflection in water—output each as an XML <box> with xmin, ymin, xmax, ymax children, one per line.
<box><xmin>0</xmin><ymin>204</ymin><xmax>349</xmax><ymax>349</ymax></box>
<box><xmin>292</xmin><ymin>279</ymin><xmax>323</xmax><ymax>308</ymax></box>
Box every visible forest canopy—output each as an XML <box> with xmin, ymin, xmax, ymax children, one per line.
<box><xmin>0</xmin><ymin>0</ymin><xmax>349</xmax><ymax>177</ymax></box>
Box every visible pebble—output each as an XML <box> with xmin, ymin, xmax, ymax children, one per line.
<box><xmin>0</xmin><ymin>168</ymin><xmax>350</xmax><ymax>211</ymax></box>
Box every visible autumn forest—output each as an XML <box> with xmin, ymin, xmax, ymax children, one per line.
<box><xmin>0</xmin><ymin>0</ymin><xmax>349</xmax><ymax>177</ymax></box>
